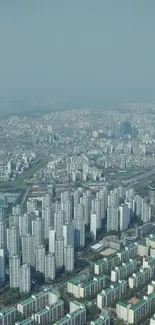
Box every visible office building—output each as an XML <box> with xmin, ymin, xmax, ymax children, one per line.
<box><xmin>64</xmin><ymin>245</ymin><xmax>74</xmax><ymax>271</ymax></box>
<box><xmin>45</xmin><ymin>253</ymin><xmax>55</xmax><ymax>280</ymax></box>
<box><xmin>9</xmin><ymin>255</ymin><xmax>20</xmax><ymax>288</ymax></box>
<box><xmin>19</xmin><ymin>264</ymin><xmax>31</xmax><ymax>293</ymax></box>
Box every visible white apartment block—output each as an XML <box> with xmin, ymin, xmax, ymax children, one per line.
<box><xmin>116</xmin><ymin>291</ymin><xmax>155</xmax><ymax>324</ymax></box>
<box><xmin>117</xmin><ymin>243</ymin><xmax>138</xmax><ymax>263</ymax></box>
<box><xmin>0</xmin><ymin>307</ymin><xmax>17</xmax><ymax>325</ymax></box>
<box><xmin>129</xmin><ymin>264</ymin><xmax>155</xmax><ymax>289</ymax></box>
<box><xmin>34</xmin><ymin>300</ymin><xmax>64</xmax><ymax>325</ymax></box>
<box><xmin>68</xmin><ymin>274</ymin><xmax>107</xmax><ymax>298</ymax></box>
<box><xmin>53</xmin><ymin>306</ymin><xmax>86</xmax><ymax>325</ymax></box>
<box><xmin>97</xmin><ymin>280</ymin><xmax>127</xmax><ymax>309</ymax></box>
<box><xmin>15</xmin><ymin>316</ymin><xmax>35</xmax><ymax>325</ymax></box>
<box><xmin>17</xmin><ymin>290</ymin><xmax>59</xmax><ymax>318</ymax></box>
<box><xmin>94</xmin><ymin>253</ymin><xmax>120</xmax><ymax>275</ymax></box>
<box><xmin>111</xmin><ymin>259</ymin><xmax>137</xmax><ymax>282</ymax></box>
<box><xmin>90</xmin><ymin>314</ymin><xmax>111</xmax><ymax>325</ymax></box>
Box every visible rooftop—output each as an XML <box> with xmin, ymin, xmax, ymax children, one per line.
<box><xmin>15</xmin><ymin>317</ymin><xmax>34</xmax><ymax>325</ymax></box>
<box><xmin>0</xmin><ymin>307</ymin><xmax>17</xmax><ymax>316</ymax></box>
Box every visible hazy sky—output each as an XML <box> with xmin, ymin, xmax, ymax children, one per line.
<box><xmin>0</xmin><ymin>1</ymin><xmax>155</xmax><ymax>107</ymax></box>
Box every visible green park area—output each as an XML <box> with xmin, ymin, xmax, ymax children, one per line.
<box><xmin>0</xmin><ymin>157</ymin><xmax>48</xmax><ymax>190</ymax></box>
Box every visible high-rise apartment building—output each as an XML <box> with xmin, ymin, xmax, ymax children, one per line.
<box><xmin>9</xmin><ymin>255</ymin><xmax>20</xmax><ymax>288</ymax></box>
<box><xmin>49</xmin><ymin>228</ymin><xmax>56</xmax><ymax>254</ymax></box>
<box><xmin>21</xmin><ymin>234</ymin><xmax>35</xmax><ymax>267</ymax></box>
<box><xmin>7</xmin><ymin>226</ymin><xmax>20</xmax><ymax>258</ymax></box>
<box><xmin>45</xmin><ymin>253</ymin><xmax>55</xmax><ymax>280</ymax></box>
<box><xmin>32</xmin><ymin>217</ymin><xmax>44</xmax><ymax>247</ymax></box>
<box><xmin>19</xmin><ymin>264</ymin><xmax>31</xmax><ymax>293</ymax></box>
<box><xmin>55</xmin><ymin>237</ymin><xmax>64</xmax><ymax>269</ymax></box>
<box><xmin>64</xmin><ymin>245</ymin><xmax>74</xmax><ymax>271</ymax></box>
<box><xmin>54</xmin><ymin>211</ymin><xmax>64</xmax><ymax>238</ymax></box>
<box><xmin>63</xmin><ymin>222</ymin><xmax>74</xmax><ymax>247</ymax></box>
<box><xmin>36</xmin><ymin>245</ymin><xmax>45</xmax><ymax>274</ymax></box>
<box><xmin>73</xmin><ymin>218</ymin><xmax>85</xmax><ymax>248</ymax></box>
<box><xmin>107</xmin><ymin>206</ymin><xmax>119</xmax><ymax>232</ymax></box>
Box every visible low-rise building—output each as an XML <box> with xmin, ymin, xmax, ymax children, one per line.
<box><xmin>67</xmin><ymin>274</ymin><xmax>107</xmax><ymax>298</ymax></box>
<box><xmin>94</xmin><ymin>254</ymin><xmax>120</xmax><ymax>275</ymax></box>
<box><xmin>97</xmin><ymin>280</ymin><xmax>127</xmax><ymax>309</ymax></box>
<box><xmin>34</xmin><ymin>300</ymin><xmax>64</xmax><ymax>325</ymax></box>
<box><xmin>150</xmin><ymin>314</ymin><xmax>155</xmax><ymax>325</ymax></box>
<box><xmin>116</xmin><ymin>291</ymin><xmax>155</xmax><ymax>324</ymax></box>
<box><xmin>90</xmin><ymin>314</ymin><xmax>111</xmax><ymax>325</ymax></box>
<box><xmin>53</xmin><ymin>306</ymin><xmax>86</xmax><ymax>325</ymax></box>
<box><xmin>15</xmin><ymin>316</ymin><xmax>35</xmax><ymax>325</ymax></box>
<box><xmin>117</xmin><ymin>243</ymin><xmax>138</xmax><ymax>263</ymax></box>
<box><xmin>0</xmin><ymin>307</ymin><xmax>17</xmax><ymax>325</ymax></box>
<box><xmin>17</xmin><ymin>290</ymin><xmax>59</xmax><ymax>318</ymax></box>
<box><xmin>138</xmin><ymin>242</ymin><xmax>149</xmax><ymax>257</ymax></box>
<box><xmin>129</xmin><ymin>266</ymin><xmax>155</xmax><ymax>289</ymax></box>
<box><xmin>111</xmin><ymin>259</ymin><xmax>137</xmax><ymax>282</ymax></box>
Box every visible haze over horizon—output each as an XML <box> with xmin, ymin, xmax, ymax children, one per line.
<box><xmin>0</xmin><ymin>0</ymin><xmax>155</xmax><ymax>109</ymax></box>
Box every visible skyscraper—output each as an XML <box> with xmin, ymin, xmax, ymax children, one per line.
<box><xmin>0</xmin><ymin>247</ymin><xmax>5</xmax><ymax>283</ymax></box>
<box><xmin>55</xmin><ymin>237</ymin><xmax>64</xmax><ymax>269</ymax></box>
<box><xmin>9</xmin><ymin>255</ymin><xmax>20</xmax><ymax>288</ymax></box>
<box><xmin>7</xmin><ymin>226</ymin><xmax>20</xmax><ymax>258</ymax></box>
<box><xmin>107</xmin><ymin>206</ymin><xmax>119</xmax><ymax>232</ymax></box>
<box><xmin>119</xmin><ymin>204</ymin><xmax>130</xmax><ymax>231</ymax></box>
<box><xmin>141</xmin><ymin>202</ymin><xmax>151</xmax><ymax>223</ymax></box>
<box><xmin>42</xmin><ymin>207</ymin><xmax>52</xmax><ymax>239</ymax></box>
<box><xmin>32</xmin><ymin>217</ymin><xmax>44</xmax><ymax>247</ymax></box>
<box><xmin>64</xmin><ymin>245</ymin><xmax>74</xmax><ymax>271</ymax></box>
<box><xmin>21</xmin><ymin>234</ymin><xmax>35</xmax><ymax>267</ymax></box>
<box><xmin>54</xmin><ymin>211</ymin><xmax>64</xmax><ymax>238</ymax></box>
<box><xmin>19</xmin><ymin>214</ymin><xmax>30</xmax><ymax>237</ymax></box>
<box><xmin>49</xmin><ymin>228</ymin><xmax>56</xmax><ymax>254</ymax></box>
<box><xmin>73</xmin><ymin>218</ymin><xmax>85</xmax><ymax>248</ymax></box>
<box><xmin>63</xmin><ymin>222</ymin><xmax>74</xmax><ymax>247</ymax></box>
<box><xmin>74</xmin><ymin>204</ymin><xmax>84</xmax><ymax>220</ymax></box>
<box><xmin>19</xmin><ymin>264</ymin><xmax>31</xmax><ymax>293</ymax></box>
<box><xmin>45</xmin><ymin>253</ymin><xmax>55</xmax><ymax>280</ymax></box>
<box><xmin>61</xmin><ymin>200</ymin><xmax>72</xmax><ymax>223</ymax></box>
<box><xmin>90</xmin><ymin>212</ymin><xmax>97</xmax><ymax>241</ymax></box>
<box><xmin>0</xmin><ymin>221</ymin><xmax>6</xmax><ymax>248</ymax></box>
<box><xmin>91</xmin><ymin>199</ymin><xmax>101</xmax><ymax>229</ymax></box>
<box><xmin>36</xmin><ymin>245</ymin><xmax>45</xmax><ymax>274</ymax></box>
